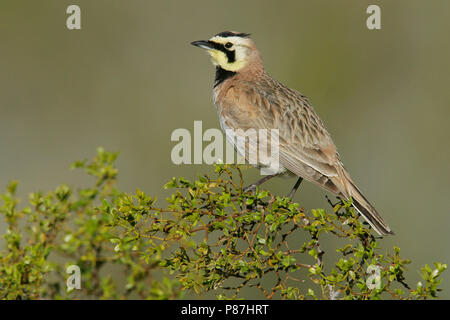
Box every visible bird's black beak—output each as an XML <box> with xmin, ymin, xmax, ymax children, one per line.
<box><xmin>191</xmin><ymin>40</ymin><xmax>215</xmax><ymax>50</ymax></box>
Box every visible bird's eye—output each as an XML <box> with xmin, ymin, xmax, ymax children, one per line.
<box><xmin>225</xmin><ymin>42</ymin><xmax>233</xmax><ymax>49</ymax></box>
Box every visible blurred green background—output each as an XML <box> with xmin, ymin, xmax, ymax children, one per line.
<box><xmin>0</xmin><ymin>0</ymin><xmax>449</xmax><ymax>298</ymax></box>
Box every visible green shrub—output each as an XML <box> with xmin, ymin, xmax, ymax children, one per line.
<box><xmin>0</xmin><ymin>148</ymin><xmax>446</xmax><ymax>299</ymax></box>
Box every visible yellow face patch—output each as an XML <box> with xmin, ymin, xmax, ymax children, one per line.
<box><xmin>207</xmin><ymin>50</ymin><xmax>247</xmax><ymax>72</ymax></box>
<box><xmin>205</xmin><ymin>36</ymin><xmax>250</xmax><ymax>72</ymax></box>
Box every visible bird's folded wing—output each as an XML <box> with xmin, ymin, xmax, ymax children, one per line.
<box><xmin>254</xmin><ymin>84</ymin><xmax>341</xmax><ymax>179</ymax></box>
<box><xmin>279</xmin><ymin>143</ymin><xmax>338</xmax><ymax>178</ymax></box>
<box><xmin>219</xmin><ymin>82</ymin><xmax>341</xmax><ymax>181</ymax></box>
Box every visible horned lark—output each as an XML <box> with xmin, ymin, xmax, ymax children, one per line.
<box><xmin>191</xmin><ymin>31</ymin><xmax>393</xmax><ymax>236</ymax></box>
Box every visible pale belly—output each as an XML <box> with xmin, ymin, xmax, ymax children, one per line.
<box><xmin>214</xmin><ymin>99</ymin><xmax>288</xmax><ymax>176</ymax></box>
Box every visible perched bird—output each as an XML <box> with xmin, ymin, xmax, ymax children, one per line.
<box><xmin>191</xmin><ymin>31</ymin><xmax>393</xmax><ymax>236</ymax></box>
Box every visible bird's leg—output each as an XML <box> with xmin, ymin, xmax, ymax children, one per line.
<box><xmin>243</xmin><ymin>173</ymin><xmax>280</xmax><ymax>193</ymax></box>
<box><xmin>287</xmin><ymin>177</ymin><xmax>303</xmax><ymax>199</ymax></box>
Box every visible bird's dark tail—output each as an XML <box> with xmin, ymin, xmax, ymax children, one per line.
<box><xmin>351</xmin><ymin>190</ymin><xmax>394</xmax><ymax>236</ymax></box>
<box><xmin>335</xmin><ymin>167</ymin><xmax>394</xmax><ymax>236</ymax></box>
